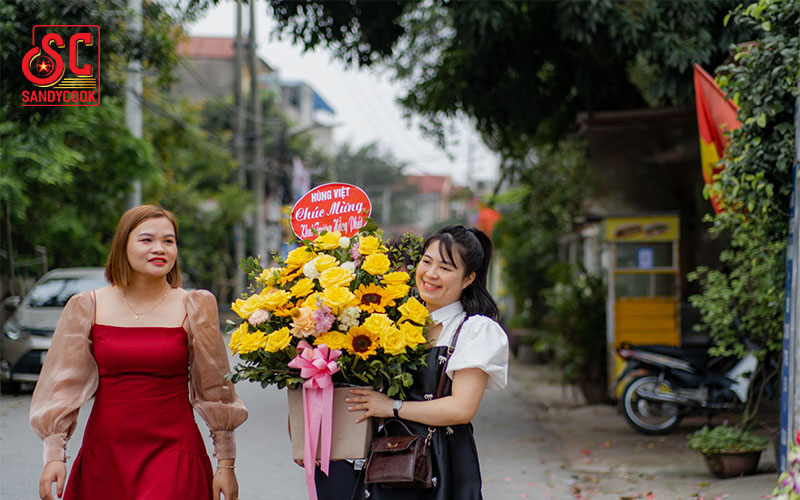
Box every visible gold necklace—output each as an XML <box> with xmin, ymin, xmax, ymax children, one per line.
<box><xmin>122</xmin><ymin>288</ymin><xmax>170</xmax><ymax>320</ymax></box>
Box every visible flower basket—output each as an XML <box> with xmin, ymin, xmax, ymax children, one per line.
<box><xmin>287</xmin><ymin>386</ymin><xmax>375</xmax><ymax>460</ymax></box>
<box><xmin>226</xmin><ymin>221</ymin><xmax>428</xmax><ymax>499</ymax></box>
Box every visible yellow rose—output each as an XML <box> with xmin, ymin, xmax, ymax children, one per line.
<box><xmin>322</xmin><ymin>287</ymin><xmax>356</xmax><ymax>314</ymax></box>
<box><xmin>398</xmin><ymin>297</ymin><xmax>429</xmax><ymax>325</ymax></box>
<box><xmin>319</xmin><ymin>266</ymin><xmax>355</xmax><ymax>289</ymax></box>
<box><xmin>314</xmin><ymin>231</ymin><xmax>342</xmax><ymax>250</ymax></box>
<box><xmin>285</xmin><ymin>246</ymin><xmax>317</xmax><ymax>269</ymax></box>
<box><xmin>239</xmin><ymin>329</ymin><xmax>269</xmax><ymax>354</ymax></box>
<box><xmin>265</xmin><ymin>327</ymin><xmax>292</xmax><ymax>353</ymax></box>
<box><xmin>362</xmin><ymin>253</ymin><xmax>391</xmax><ymax>276</ymax></box>
<box><xmin>382</xmin><ymin>271</ymin><xmax>410</xmax><ymax>286</ymax></box>
<box><xmin>383</xmin><ymin>283</ymin><xmax>410</xmax><ymax>300</ymax></box>
<box><xmin>229</xmin><ymin>322</ymin><xmax>248</xmax><ymax>354</ymax></box>
<box><xmin>314</xmin><ymin>331</ymin><xmax>349</xmax><ymax>350</ymax></box>
<box><xmin>290</xmin><ymin>278</ymin><xmax>316</xmax><ymax>298</ymax></box>
<box><xmin>314</xmin><ymin>254</ymin><xmax>339</xmax><ymax>272</ymax></box>
<box><xmin>259</xmin><ymin>289</ymin><xmax>292</xmax><ymax>310</ymax></box>
<box><xmin>231</xmin><ymin>294</ymin><xmax>265</xmax><ymax>319</ymax></box>
<box><xmin>358</xmin><ymin>235</ymin><xmax>386</xmax><ymax>255</ymax></box>
<box><xmin>399</xmin><ymin>321</ymin><xmax>426</xmax><ymax>348</ymax></box>
<box><xmin>362</xmin><ymin>313</ymin><xmax>394</xmax><ymax>338</ymax></box>
<box><xmin>380</xmin><ymin>326</ymin><xmax>408</xmax><ymax>356</ymax></box>
<box><xmin>302</xmin><ymin>292</ymin><xmax>323</xmax><ymax>309</ymax></box>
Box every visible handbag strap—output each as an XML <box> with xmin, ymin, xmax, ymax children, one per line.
<box><xmin>435</xmin><ymin>314</ymin><xmax>468</xmax><ymax>398</ymax></box>
<box><xmin>379</xmin><ymin>418</ymin><xmax>416</xmax><ymax>436</ymax></box>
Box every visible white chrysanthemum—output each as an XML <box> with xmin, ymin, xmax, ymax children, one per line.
<box><xmin>303</xmin><ymin>260</ymin><xmax>321</xmax><ymax>279</ymax></box>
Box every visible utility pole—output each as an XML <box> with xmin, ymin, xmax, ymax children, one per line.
<box><xmin>232</xmin><ymin>0</ymin><xmax>246</xmax><ymax>297</ymax></box>
<box><xmin>125</xmin><ymin>0</ymin><xmax>142</xmax><ymax>209</ymax></box>
<box><xmin>249</xmin><ymin>0</ymin><xmax>266</xmax><ymax>262</ymax></box>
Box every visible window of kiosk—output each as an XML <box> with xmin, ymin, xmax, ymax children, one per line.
<box><xmin>615</xmin><ymin>242</ymin><xmax>674</xmax><ymax>268</ymax></box>
<box><xmin>614</xmin><ymin>273</ymin><xmax>676</xmax><ymax>298</ymax></box>
<box><xmin>614</xmin><ymin>242</ymin><xmax>677</xmax><ymax>298</ymax></box>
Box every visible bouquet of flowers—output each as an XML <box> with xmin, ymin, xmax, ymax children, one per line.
<box><xmin>774</xmin><ymin>431</ymin><xmax>800</xmax><ymax>500</ymax></box>
<box><xmin>228</xmin><ymin>225</ymin><xmax>429</xmax><ymax>400</ymax></box>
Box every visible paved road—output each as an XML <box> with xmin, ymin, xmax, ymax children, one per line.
<box><xmin>1</xmin><ymin>359</ymin><xmax>574</xmax><ymax>499</ymax></box>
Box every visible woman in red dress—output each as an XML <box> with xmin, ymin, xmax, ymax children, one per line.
<box><xmin>30</xmin><ymin>205</ymin><xmax>248</xmax><ymax>500</ymax></box>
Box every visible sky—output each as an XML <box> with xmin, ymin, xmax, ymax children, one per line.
<box><xmin>187</xmin><ymin>0</ymin><xmax>500</xmax><ymax>186</ymax></box>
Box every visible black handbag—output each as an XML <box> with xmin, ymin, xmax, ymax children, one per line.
<box><xmin>363</xmin><ymin>316</ymin><xmax>467</xmax><ymax>489</ymax></box>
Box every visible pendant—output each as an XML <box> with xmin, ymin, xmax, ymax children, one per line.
<box><xmin>133</xmin><ymin>314</ymin><xmax>139</xmax><ymax>320</ymax></box>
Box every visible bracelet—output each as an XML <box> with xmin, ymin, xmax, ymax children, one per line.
<box><xmin>217</xmin><ymin>464</ymin><xmax>235</xmax><ymax>470</ymax></box>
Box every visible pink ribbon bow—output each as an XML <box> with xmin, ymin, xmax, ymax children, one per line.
<box><xmin>288</xmin><ymin>341</ymin><xmax>341</xmax><ymax>500</ymax></box>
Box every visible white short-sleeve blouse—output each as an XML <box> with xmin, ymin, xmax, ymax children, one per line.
<box><xmin>431</xmin><ymin>301</ymin><xmax>509</xmax><ymax>390</ymax></box>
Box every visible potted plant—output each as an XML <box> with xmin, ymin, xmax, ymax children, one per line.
<box><xmin>687</xmin><ymin>424</ymin><xmax>769</xmax><ymax>478</ymax></box>
<box><xmin>540</xmin><ymin>269</ymin><xmax>608</xmax><ymax>404</ymax></box>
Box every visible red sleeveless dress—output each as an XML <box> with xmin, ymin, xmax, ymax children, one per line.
<box><xmin>63</xmin><ymin>324</ymin><xmax>213</xmax><ymax>500</ymax></box>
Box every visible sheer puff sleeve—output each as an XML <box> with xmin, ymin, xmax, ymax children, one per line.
<box><xmin>185</xmin><ymin>289</ymin><xmax>248</xmax><ymax>460</ymax></box>
<box><xmin>445</xmin><ymin>315</ymin><xmax>509</xmax><ymax>390</ymax></box>
<box><xmin>29</xmin><ymin>291</ymin><xmax>98</xmax><ymax>466</ymax></box>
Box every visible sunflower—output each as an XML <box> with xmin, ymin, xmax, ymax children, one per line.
<box><xmin>353</xmin><ymin>283</ymin><xmax>395</xmax><ymax>313</ymax></box>
<box><xmin>345</xmin><ymin>326</ymin><xmax>379</xmax><ymax>360</ymax></box>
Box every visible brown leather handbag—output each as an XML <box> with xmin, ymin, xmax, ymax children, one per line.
<box><xmin>363</xmin><ymin>316</ymin><xmax>467</xmax><ymax>489</ymax></box>
<box><xmin>364</xmin><ymin>419</ymin><xmax>433</xmax><ymax>488</ymax></box>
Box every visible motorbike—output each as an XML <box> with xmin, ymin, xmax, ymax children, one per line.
<box><xmin>612</xmin><ymin>343</ymin><xmax>758</xmax><ymax>435</ymax></box>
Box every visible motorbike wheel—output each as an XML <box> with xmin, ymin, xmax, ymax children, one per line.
<box><xmin>621</xmin><ymin>375</ymin><xmax>682</xmax><ymax>435</ymax></box>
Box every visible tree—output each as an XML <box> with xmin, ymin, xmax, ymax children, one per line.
<box><xmin>142</xmin><ymin>95</ymin><xmax>251</xmax><ymax>299</ymax></box>
<box><xmin>491</xmin><ymin>141</ymin><xmax>590</xmax><ymax>324</ymax></box>
<box><xmin>263</xmin><ymin>0</ymin><xmax>755</xmax><ymax>155</ymax></box>
<box><xmin>688</xmin><ymin>0</ymin><xmax>798</xmax><ymax>428</ymax></box>
<box><xmin>0</xmin><ymin>0</ymin><xmax>241</xmax><ymax>295</ymax></box>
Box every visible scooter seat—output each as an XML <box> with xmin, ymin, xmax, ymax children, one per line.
<box><xmin>627</xmin><ymin>344</ymin><xmax>710</xmax><ymax>371</ymax></box>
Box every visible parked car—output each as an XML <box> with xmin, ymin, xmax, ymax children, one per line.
<box><xmin>1</xmin><ymin>267</ymin><xmax>107</xmax><ymax>393</ymax></box>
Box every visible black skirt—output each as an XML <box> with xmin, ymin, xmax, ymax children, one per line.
<box><xmin>354</xmin><ymin>346</ymin><xmax>482</xmax><ymax>500</ymax></box>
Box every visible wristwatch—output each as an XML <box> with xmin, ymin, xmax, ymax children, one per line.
<box><xmin>392</xmin><ymin>399</ymin><xmax>403</xmax><ymax>418</ymax></box>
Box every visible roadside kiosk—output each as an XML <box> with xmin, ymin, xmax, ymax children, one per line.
<box><xmin>605</xmin><ymin>214</ymin><xmax>681</xmax><ymax>394</ymax></box>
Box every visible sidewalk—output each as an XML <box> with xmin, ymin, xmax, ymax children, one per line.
<box><xmin>511</xmin><ymin>359</ymin><xmax>779</xmax><ymax>500</ymax></box>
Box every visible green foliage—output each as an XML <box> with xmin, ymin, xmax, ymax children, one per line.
<box><xmin>0</xmin><ymin>0</ymin><xmax>196</xmax><ymax>274</ymax></box>
<box><xmin>687</xmin><ymin>424</ymin><xmax>769</xmax><ymax>455</ymax></box>
<box><xmin>265</xmin><ymin>0</ymin><xmax>754</xmax><ymax>153</ymax></box>
<box><xmin>492</xmin><ymin>141</ymin><xmax>590</xmax><ymax>322</ymax></box>
<box><xmin>689</xmin><ymin>0</ymin><xmax>798</xmax><ymax>429</ymax></box>
<box><xmin>142</xmin><ymin>95</ymin><xmax>250</xmax><ymax>298</ymax></box>
<box><xmin>539</xmin><ymin>271</ymin><xmax>607</xmax><ymax>385</ymax></box>
<box><xmin>1</xmin><ymin>98</ymin><xmax>158</xmax><ymax>269</ymax></box>
<box><xmin>688</xmin><ymin>0</ymin><xmax>798</xmax><ymax>425</ymax></box>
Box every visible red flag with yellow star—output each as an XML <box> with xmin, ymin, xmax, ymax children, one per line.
<box><xmin>693</xmin><ymin>64</ymin><xmax>741</xmax><ymax>213</ymax></box>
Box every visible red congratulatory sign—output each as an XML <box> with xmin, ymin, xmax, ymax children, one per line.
<box><xmin>291</xmin><ymin>183</ymin><xmax>372</xmax><ymax>240</ymax></box>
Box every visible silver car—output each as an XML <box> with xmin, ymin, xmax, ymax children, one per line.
<box><xmin>1</xmin><ymin>267</ymin><xmax>107</xmax><ymax>393</ymax></box>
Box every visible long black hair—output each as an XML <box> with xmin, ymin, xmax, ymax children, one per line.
<box><xmin>423</xmin><ymin>225</ymin><xmax>499</xmax><ymax>321</ymax></box>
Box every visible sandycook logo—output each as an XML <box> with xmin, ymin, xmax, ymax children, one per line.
<box><xmin>21</xmin><ymin>25</ymin><xmax>100</xmax><ymax>107</ymax></box>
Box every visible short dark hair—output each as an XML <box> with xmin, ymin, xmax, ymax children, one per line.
<box><xmin>105</xmin><ymin>205</ymin><xmax>182</xmax><ymax>288</ymax></box>
<box><xmin>423</xmin><ymin>225</ymin><xmax>498</xmax><ymax>320</ymax></box>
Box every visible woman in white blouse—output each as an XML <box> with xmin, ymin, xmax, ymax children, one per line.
<box><xmin>348</xmin><ymin>225</ymin><xmax>509</xmax><ymax>500</ymax></box>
